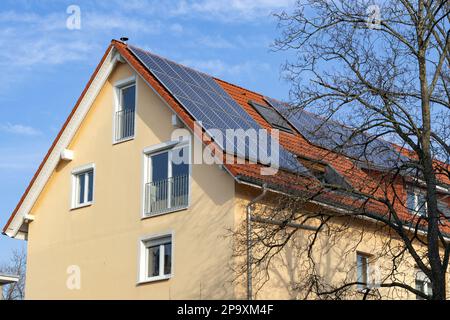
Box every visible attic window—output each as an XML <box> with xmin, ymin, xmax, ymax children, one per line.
<box><xmin>249</xmin><ymin>101</ymin><xmax>293</xmax><ymax>133</ymax></box>
<box><xmin>298</xmin><ymin>157</ymin><xmax>351</xmax><ymax>190</ymax></box>
<box><xmin>299</xmin><ymin>158</ymin><xmax>327</xmax><ymax>183</ymax></box>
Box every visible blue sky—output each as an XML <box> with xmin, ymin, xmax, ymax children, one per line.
<box><xmin>0</xmin><ymin>0</ymin><xmax>296</xmax><ymax>264</ymax></box>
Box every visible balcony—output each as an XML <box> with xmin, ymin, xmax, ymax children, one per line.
<box><xmin>144</xmin><ymin>175</ymin><xmax>189</xmax><ymax>215</ymax></box>
<box><xmin>115</xmin><ymin>108</ymin><xmax>135</xmax><ymax>141</ymax></box>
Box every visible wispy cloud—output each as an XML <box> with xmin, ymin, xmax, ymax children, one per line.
<box><xmin>181</xmin><ymin>58</ymin><xmax>271</xmax><ymax>78</ymax></box>
<box><xmin>171</xmin><ymin>0</ymin><xmax>295</xmax><ymax>21</ymax></box>
<box><xmin>0</xmin><ymin>150</ymin><xmax>43</xmax><ymax>170</ymax></box>
<box><xmin>196</xmin><ymin>35</ymin><xmax>235</xmax><ymax>49</ymax></box>
<box><xmin>0</xmin><ymin>123</ymin><xmax>42</xmax><ymax>136</ymax></box>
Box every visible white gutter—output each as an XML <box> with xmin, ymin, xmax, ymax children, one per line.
<box><xmin>0</xmin><ymin>274</ymin><xmax>19</xmax><ymax>285</ymax></box>
<box><xmin>233</xmin><ymin>176</ymin><xmax>450</xmax><ymax>242</ymax></box>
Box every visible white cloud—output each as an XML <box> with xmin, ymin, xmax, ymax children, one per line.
<box><xmin>83</xmin><ymin>12</ymin><xmax>162</xmax><ymax>34</ymax></box>
<box><xmin>0</xmin><ymin>123</ymin><xmax>42</xmax><ymax>136</ymax></box>
<box><xmin>181</xmin><ymin>58</ymin><xmax>271</xmax><ymax>77</ymax></box>
<box><xmin>169</xmin><ymin>23</ymin><xmax>184</xmax><ymax>35</ymax></box>
<box><xmin>197</xmin><ymin>35</ymin><xmax>235</xmax><ymax>49</ymax></box>
<box><xmin>171</xmin><ymin>0</ymin><xmax>295</xmax><ymax>21</ymax></box>
<box><xmin>0</xmin><ymin>150</ymin><xmax>43</xmax><ymax>170</ymax></box>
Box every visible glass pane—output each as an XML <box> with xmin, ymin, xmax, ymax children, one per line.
<box><xmin>438</xmin><ymin>201</ymin><xmax>450</xmax><ymax>217</ymax></box>
<box><xmin>253</xmin><ymin>103</ymin><xmax>292</xmax><ymax>131</ymax></box>
<box><xmin>78</xmin><ymin>174</ymin><xmax>86</xmax><ymax>204</ymax></box>
<box><xmin>87</xmin><ymin>170</ymin><xmax>94</xmax><ymax>202</ymax></box>
<box><xmin>357</xmin><ymin>254</ymin><xmax>368</xmax><ymax>288</ymax></box>
<box><xmin>147</xmin><ymin>245</ymin><xmax>160</xmax><ymax>277</ymax></box>
<box><xmin>172</xmin><ymin>147</ymin><xmax>189</xmax><ymax>178</ymax></box>
<box><xmin>417</xmin><ymin>193</ymin><xmax>427</xmax><ymax>216</ymax></box>
<box><xmin>121</xmin><ymin>85</ymin><xmax>136</xmax><ymax>111</ymax></box>
<box><xmin>164</xmin><ymin>243</ymin><xmax>172</xmax><ymax>275</ymax></box>
<box><xmin>406</xmin><ymin>191</ymin><xmax>415</xmax><ymax>211</ymax></box>
<box><xmin>151</xmin><ymin>152</ymin><xmax>169</xmax><ymax>182</ymax></box>
<box><xmin>427</xmin><ymin>282</ymin><xmax>433</xmax><ymax>296</ymax></box>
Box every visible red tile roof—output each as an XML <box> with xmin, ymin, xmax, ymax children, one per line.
<box><xmin>4</xmin><ymin>40</ymin><xmax>450</xmax><ymax>235</ymax></box>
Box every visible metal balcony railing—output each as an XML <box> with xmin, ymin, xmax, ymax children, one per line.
<box><xmin>144</xmin><ymin>175</ymin><xmax>189</xmax><ymax>215</ymax></box>
<box><xmin>115</xmin><ymin>108</ymin><xmax>135</xmax><ymax>141</ymax></box>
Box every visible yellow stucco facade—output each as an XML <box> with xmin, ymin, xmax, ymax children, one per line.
<box><xmin>21</xmin><ymin>60</ymin><xmax>448</xmax><ymax>300</ymax></box>
<box><xmin>25</xmin><ymin>62</ymin><xmax>238</xmax><ymax>299</ymax></box>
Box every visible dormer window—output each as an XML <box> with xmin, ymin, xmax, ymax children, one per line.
<box><xmin>407</xmin><ymin>189</ymin><xmax>427</xmax><ymax>217</ymax></box>
<box><xmin>298</xmin><ymin>157</ymin><xmax>351</xmax><ymax>189</ymax></box>
<box><xmin>114</xmin><ymin>77</ymin><xmax>136</xmax><ymax>143</ymax></box>
<box><xmin>249</xmin><ymin>101</ymin><xmax>293</xmax><ymax>133</ymax></box>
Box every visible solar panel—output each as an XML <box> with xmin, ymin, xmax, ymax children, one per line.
<box><xmin>129</xmin><ymin>46</ymin><xmax>307</xmax><ymax>174</ymax></box>
<box><xmin>250</xmin><ymin>101</ymin><xmax>294</xmax><ymax>133</ymax></box>
<box><xmin>265</xmin><ymin>97</ymin><xmax>405</xmax><ymax>168</ymax></box>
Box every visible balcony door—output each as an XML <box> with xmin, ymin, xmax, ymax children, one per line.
<box><xmin>144</xmin><ymin>144</ymin><xmax>189</xmax><ymax>215</ymax></box>
<box><xmin>115</xmin><ymin>82</ymin><xmax>136</xmax><ymax>142</ymax></box>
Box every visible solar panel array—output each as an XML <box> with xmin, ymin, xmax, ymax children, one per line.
<box><xmin>265</xmin><ymin>97</ymin><xmax>405</xmax><ymax>168</ymax></box>
<box><xmin>129</xmin><ymin>46</ymin><xmax>307</xmax><ymax>174</ymax></box>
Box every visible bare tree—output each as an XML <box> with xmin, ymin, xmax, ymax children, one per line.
<box><xmin>1</xmin><ymin>248</ymin><xmax>26</xmax><ymax>300</ymax></box>
<box><xmin>233</xmin><ymin>0</ymin><xmax>450</xmax><ymax>300</ymax></box>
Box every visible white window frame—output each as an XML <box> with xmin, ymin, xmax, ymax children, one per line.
<box><xmin>71</xmin><ymin>163</ymin><xmax>95</xmax><ymax>209</ymax></box>
<box><xmin>113</xmin><ymin>75</ymin><xmax>137</xmax><ymax>144</ymax></box>
<box><xmin>356</xmin><ymin>252</ymin><xmax>371</xmax><ymax>290</ymax></box>
<box><xmin>407</xmin><ymin>188</ymin><xmax>427</xmax><ymax>217</ymax></box>
<box><xmin>141</xmin><ymin>137</ymin><xmax>191</xmax><ymax>219</ymax></box>
<box><xmin>138</xmin><ymin>232</ymin><xmax>174</xmax><ymax>284</ymax></box>
<box><xmin>415</xmin><ymin>269</ymin><xmax>432</xmax><ymax>299</ymax></box>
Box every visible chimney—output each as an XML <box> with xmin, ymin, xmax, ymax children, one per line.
<box><xmin>120</xmin><ymin>37</ymin><xmax>129</xmax><ymax>44</ymax></box>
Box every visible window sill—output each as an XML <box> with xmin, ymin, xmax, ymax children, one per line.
<box><xmin>141</xmin><ymin>206</ymin><xmax>188</xmax><ymax>220</ymax></box>
<box><xmin>137</xmin><ymin>274</ymin><xmax>172</xmax><ymax>285</ymax></box>
<box><xmin>113</xmin><ymin>136</ymin><xmax>135</xmax><ymax>145</ymax></box>
<box><xmin>70</xmin><ymin>202</ymin><xmax>93</xmax><ymax>211</ymax></box>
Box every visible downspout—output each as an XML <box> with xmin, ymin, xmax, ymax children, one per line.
<box><xmin>246</xmin><ymin>183</ymin><xmax>267</xmax><ymax>300</ymax></box>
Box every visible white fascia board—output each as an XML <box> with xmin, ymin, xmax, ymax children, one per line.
<box><xmin>5</xmin><ymin>47</ymin><xmax>118</xmax><ymax>239</ymax></box>
<box><xmin>0</xmin><ymin>274</ymin><xmax>19</xmax><ymax>284</ymax></box>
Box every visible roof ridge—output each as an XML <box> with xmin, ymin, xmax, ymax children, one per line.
<box><xmin>124</xmin><ymin>41</ymin><xmax>271</xmax><ymax>101</ymax></box>
<box><xmin>128</xmin><ymin>43</ymin><xmax>220</xmax><ymax>80</ymax></box>
<box><xmin>213</xmin><ymin>77</ymin><xmax>267</xmax><ymax>99</ymax></box>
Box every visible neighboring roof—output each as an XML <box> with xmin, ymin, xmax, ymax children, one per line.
<box><xmin>0</xmin><ymin>274</ymin><xmax>19</xmax><ymax>285</ymax></box>
<box><xmin>3</xmin><ymin>40</ymin><xmax>450</xmax><ymax>237</ymax></box>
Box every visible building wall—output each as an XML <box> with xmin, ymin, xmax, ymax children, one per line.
<box><xmin>22</xmin><ymin>60</ymin><xmax>449</xmax><ymax>300</ymax></box>
<box><xmin>25</xmin><ymin>62</ymin><xmax>237</xmax><ymax>299</ymax></box>
<box><xmin>234</xmin><ymin>184</ymin><xmax>450</xmax><ymax>300</ymax></box>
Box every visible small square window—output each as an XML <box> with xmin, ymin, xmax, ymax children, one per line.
<box><xmin>139</xmin><ymin>234</ymin><xmax>172</xmax><ymax>283</ymax></box>
<box><xmin>72</xmin><ymin>165</ymin><xmax>95</xmax><ymax>209</ymax></box>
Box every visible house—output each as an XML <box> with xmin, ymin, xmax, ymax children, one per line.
<box><xmin>3</xmin><ymin>39</ymin><xmax>450</xmax><ymax>299</ymax></box>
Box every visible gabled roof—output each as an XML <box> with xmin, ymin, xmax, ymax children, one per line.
<box><xmin>3</xmin><ymin>40</ymin><xmax>450</xmax><ymax>238</ymax></box>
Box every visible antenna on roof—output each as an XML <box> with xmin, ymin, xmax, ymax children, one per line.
<box><xmin>119</xmin><ymin>37</ymin><xmax>129</xmax><ymax>44</ymax></box>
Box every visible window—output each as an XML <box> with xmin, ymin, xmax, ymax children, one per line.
<box><xmin>114</xmin><ymin>78</ymin><xmax>136</xmax><ymax>142</ymax></box>
<box><xmin>250</xmin><ymin>101</ymin><xmax>293</xmax><ymax>133</ymax></box>
<box><xmin>71</xmin><ymin>164</ymin><xmax>95</xmax><ymax>209</ymax></box>
<box><xmin>139</xmin><ymin>234</ymin><xmax>172</xmax><ymax>283</ymax></box>
<box><xmin>356</xmin><ymin>253</ymin><xmax>370</xmax><ymax>290</ymax></box>
<box><xmin>143</xmin><ymin>140</ymin><xmax>190</xmax><ymax>216</ymax></box>
<box><xmin>407</xmin><ymin>189</ymin><xmax>427</xmax><ymax>217</ymax></box>
<box><xmin>438</xmin><ymin>200</ymin><xmax>450</xmax><ymax>218</ymax></box>
<box><xmin>415</xmin><ymin>269</ymin><xmax>432</xmax><ymax>300</ymax></box>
